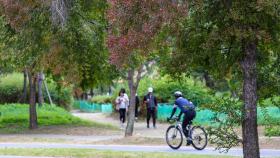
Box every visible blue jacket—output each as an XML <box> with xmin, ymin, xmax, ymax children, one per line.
<box><xmin>174</xmin><ymin>97</ymin><xmax>195</xmax><ymax>113</ymax></box>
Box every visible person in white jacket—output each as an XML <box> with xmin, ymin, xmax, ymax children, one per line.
<box><xmin>115</xmin><ymin>89</ymin><xmax>129</xmax><ymax>129</ymax></box>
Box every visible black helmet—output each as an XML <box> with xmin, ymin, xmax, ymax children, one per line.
<box><xmin>174</xmin><ymin>91</ymin><xmax>182</xmax><ymax>98</ymax></box>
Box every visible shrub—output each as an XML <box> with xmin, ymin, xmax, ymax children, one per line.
<box><xmin>111</xmin><ymin>75</ymin><xmax>214</xmax><ymax>106</ymax></box>
<box><xmin>265</xmin><ymin>126</ymin><xmax>280</xmax><ymax>136</ymax></box>
<box><xmin>90</xmin><ymin>95</ymin><xmax>113</xmax><ymax>104</ymax></box>
<box><xmin>0</xmin><ymin>73</ymin><xmax>74</xmax><ymax>110</ymax></box>
<box><xmin>137</xmin><ymin>75</ymin><xmax>214</xmax><ymax>106</ymax></box>
<box><xmin>0</xmin><ymin>73</ymin><xmax>23</xmax><ymax>103</ymax></box>
<box><xmin>44</xmin><ymin>81</ymin><xmax>74</xmax><ymax>110</ymax></box>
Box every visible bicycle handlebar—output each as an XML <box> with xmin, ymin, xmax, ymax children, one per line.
<box><xmin>167</xmin><ymin>116</ymin><xmax>180</xmax><ymax>122</ymax></box>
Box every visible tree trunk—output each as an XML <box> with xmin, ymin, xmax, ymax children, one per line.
<box><xmin>108</xmin><ymin>86</ymin><xmax>112</xmax><ymax>95</ymax></box>
<box><xmin>240</xmin><ymin>41</ymin><xmax>260</xmax><ymax>158</ymax></box>
<box><xmin>38</xmin><ymin>72</ymin><xmax>44</xmax><ymax>106</ymax></box>
<box><xmin>28</xmin><ymin>71</ymin><xmax>38</xmax><ymax>129</ymax></box>
<box><xmin>20</xmin><ymin>69</ymin><xmax>28</xmax><ymax>103</ymax></box>
<box><xmin>90</xmin><ymin>88</ymin><xmax>94</xmax><ymax>97</ymax></box>
<box><xmin>125</xmin><ymin>86</ymin><xmax>136</xmax><ymax>136</ymax></box>
<box><xmin>203</xmin><ymin>71</ymin><xmax>215</xmax><ymax>88</ymax></box>
<box><xmin>125</xmin><ymin>70</ymin><xmax>136</xmax><ymax>136</ymax></box>
<box><xmin>83</xmin><ymin>92</ymin><xmax>88</xmax><ymax>100</ymax></box>
<box><xmin>125</xmin><ymin>66</ymin><xmax>144</xmax><ymax>136</ymax></box>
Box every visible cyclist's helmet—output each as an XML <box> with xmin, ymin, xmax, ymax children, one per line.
<box><xmin>174</xmin><ymin>91</ymin><xmax>182</xmax><ymax>98</ymax></box>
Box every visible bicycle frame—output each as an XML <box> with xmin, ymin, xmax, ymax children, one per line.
<box><xmin>172</xmin><ymin>119</ymin><xmax>193</xmax><ymax>140</ymax></box>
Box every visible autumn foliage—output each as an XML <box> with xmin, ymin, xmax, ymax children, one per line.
<box><xmin>0</xmin><ymin>0</ymin><xmax>43</xmax><ymax>30</ymax></box>
<box><xmin>107</xmin><ymin>0</ymin><xmax>188</xmax><ymax>67</ymax></box>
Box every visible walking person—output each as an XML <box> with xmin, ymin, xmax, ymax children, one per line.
<box><xmin>120</xmin><ymin>88</ymin><xmax>129</xmax><ymax>107</ymax></box>
<box><xmin>143</xmin><ymin>87</ymin><xmax>158</xmax><ymax>128</ymax></box>
<box><xmin>115</xmin><ymin>89</ymin><xmax>129</xmax><ymax>129</ymax></box>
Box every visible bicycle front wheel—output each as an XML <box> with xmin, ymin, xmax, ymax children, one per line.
<box><xmin>165</xmin><ymin>125</ymin><xmax>183</xmax><ymax>149</ymax></box>
<box><xmin>191</xmin><ymin>126</ymin><xmax>208</xmax><ymax>150</ymax></box>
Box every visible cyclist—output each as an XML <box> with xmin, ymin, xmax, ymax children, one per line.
<box><xmin>167</xmin><ymin>91</ymin><xmax>196</xmax><ymax>145</ymax></box>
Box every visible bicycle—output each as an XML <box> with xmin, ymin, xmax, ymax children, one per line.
<box><xmin>165</xmin><ymin>116</ymin><xmax>208</xmax><ymax>150</ymax></box>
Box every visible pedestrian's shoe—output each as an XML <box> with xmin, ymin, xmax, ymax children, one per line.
<box><xmin>120</xmin><ymin>122</ymin><xmax>124</xmax><ymax>129</ymax></box>
<box><xmin>147</xmin><ymin>124</ymin><xmax>150</xmax><ymax>128</ymax></box>
<box><xmin>153</xmin><ymin>125</ymin><xmax>157</xmax><ymax>129</ymax></box>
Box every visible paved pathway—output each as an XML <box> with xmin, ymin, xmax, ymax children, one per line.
<box><xmin>0</xmin><ymin>143</ymin><xmax>279</xmax><ymax>157</ymax></box>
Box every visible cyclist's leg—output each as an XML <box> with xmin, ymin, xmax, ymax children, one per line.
<box><xmin>183</xmin><ymin>110</ymin><xmax>196</xmax><ymax>137</ymax></box>
<box><xmin>182</xmin><ymin>114</ymin><xmax>188</xmax><ymax>138</ymax></box>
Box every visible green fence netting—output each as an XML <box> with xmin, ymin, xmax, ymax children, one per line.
<box><xmin>77</xmin><ymin>100</ymin><xmax>113</xmax><ymax>113</ymax></box>
<box><xmin>75</xmin><ymin>100</ymin><xmax>279</xmax><ymax>124</ymax></box>
<box><xmin>156</xmin><ymin>103</ymin><xmax>279</xmax><ymax>124</ymax></box>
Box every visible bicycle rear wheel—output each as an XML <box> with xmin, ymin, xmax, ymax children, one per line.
<box><xmin>165</xmin><ymin>125</ymin><xmax>183</xmax><ymax>149</ymax></box>
<box><xmin>191</xmin><ymin>126</ymin><xmax>208</xmax><ymax>150</ymax></box>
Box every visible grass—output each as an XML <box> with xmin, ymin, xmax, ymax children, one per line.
<box><xmin>265</xmin><ymin>126</ymin><xmax>280</xmax><ymax>137</ymax></box>
<box><xmin>0</xmin><ymin>103</ymin><xmax>117</xmax><ymax>133</ymax></box>
<box><xmin>0</xmin><ymin>148</ymin><xmax>240</xmax><ymax>158</ymax></box>
<box><xmin>0</xmin><ymin>73</ymin><xmax>23</xmax><ymax>89</ymax></box>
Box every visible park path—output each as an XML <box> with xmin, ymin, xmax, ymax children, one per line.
<box><xmin>0</xmin><ymin>112</ymin><xmax>279</xmax><ymax>157</ymax></box>
<box><xmin>0</xmin><ymin>143</ymin><xmax>280</xmax><ymax>157</ymax></box>
<box><xmin>72</xmin><ymin>112</ymin><xmax>170</xmax><ymax>138</ymax></box>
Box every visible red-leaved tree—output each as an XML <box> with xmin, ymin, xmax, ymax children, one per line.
<box><xmin>107</xmin><ymin>0</ymin><xmax>188</xmax><ymax>136</ymax></box>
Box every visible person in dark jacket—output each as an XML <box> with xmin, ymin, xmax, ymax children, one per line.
<box><xmin>143</xmin><ymin>87</ymin><xmax>158</xmax><ymax>128</ymax></box>
<box><xmin>135</xmin><ymin>93</ymin><xmax>140</xmax><ymax>121</ymax></box>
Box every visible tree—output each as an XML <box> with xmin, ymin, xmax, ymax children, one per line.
<box><xmin>0</xmin><ymin>0</ymin><xmax>112</xmax><ymax>128</ymax></box>
<box><xmin>107</xmin><ymin>0</ymin><xmax>188</xmax><ymax>136</ymax></box>
<box><xmin>51</xmin><ymin>0</ymin><xmax>118</xmax><ymax>96</ymax></box>
<box><xmin>0</xmin><ymin>0</ymin><xmax>53</xmax><ymax>129</ymax></box>
<box><xmin>161</xmin><ymin>1</ymin><xmax>280</xmax><ymax>157</ymax></box>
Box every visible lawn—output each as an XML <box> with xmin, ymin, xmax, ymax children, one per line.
<box><xmin>0</xmin><ymin>148</ymin><xmax>240</xmax><ymax>158</ymax></box>
<box><xmin>0</xmin><ymin>103</ymin><xmax>117</xmax><ymax>133</ymax></box>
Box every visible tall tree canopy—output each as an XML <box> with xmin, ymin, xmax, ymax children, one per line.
<box><xmin>160</xmin><ymin>0</ymin><xmax>280</xmax><ymax>157</ymax></box>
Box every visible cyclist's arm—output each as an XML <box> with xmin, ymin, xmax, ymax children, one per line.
<box><xmin>178</xmin><ymin>111</ymin><xmax>183</xmax><ymax>120</ymax></box>
<box><xmin>169</xmin><ymin>104</ymin><xmax>177</xmax><ymax>118</ymax></box>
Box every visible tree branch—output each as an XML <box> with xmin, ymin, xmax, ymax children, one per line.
<box><xmin>134</xmin><ymin>64</ymin><xmax>145</xmax><ymax>88</ymax></box>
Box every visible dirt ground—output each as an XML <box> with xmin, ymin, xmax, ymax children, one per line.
<box><xmin>72</xmin><ymin>112</ymin><xmax>280</xmax><ymax>149</ymax></box>
<box><xmin>0</xmin><ymin>112</ymin><xmax>279</xmax><ymax>150</ymax></box>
